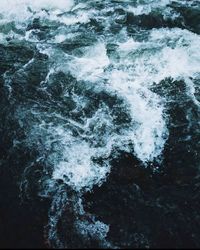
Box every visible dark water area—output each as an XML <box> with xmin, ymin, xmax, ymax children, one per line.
<box><xmin>0</xmin><ymin>0</ymin><xmax>200</xmax><ymax>248</ymax></box>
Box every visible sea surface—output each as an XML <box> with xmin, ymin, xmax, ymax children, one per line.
<box><xmin>0</xmin><ymin>0</ymin><xmax>200</xmax><ymax>248</ymax></box>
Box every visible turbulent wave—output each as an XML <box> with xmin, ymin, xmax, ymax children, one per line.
<box><xmin>0</xmin><ymin>0</ymin><xmax>200</xmax><ymax>248</ymax></box>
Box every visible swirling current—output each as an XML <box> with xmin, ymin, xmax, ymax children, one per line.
<box><xmin>0</xmin><ymin>0</ymin><xmax>200</xmax><ymax>248</ymax></box>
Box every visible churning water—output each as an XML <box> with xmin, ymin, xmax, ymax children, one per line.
<box><xmin>0</xmin><ymin>0</ymin><xmax>200</xmax><ymax>248</ymax></box>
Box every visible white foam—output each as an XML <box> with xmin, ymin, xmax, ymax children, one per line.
<box><xmin>0</xmin><ymin>33</ymin><xmax>6</xmax><ymax>44</ymax></box>
<box><xmin>54</xmin><ymin>34</ymin><xmax>66</xmax><ymax>43</ymax></box>
<box><xmin>68</xmin><ymin>43</ymin><xmax>110</xmax><ymax>82</ymax></box>
<box><xmin>112</xmin><ymin>28</ymin><xmax>200</xmax><ymax>159</ymax></box>
<box><xmin>55</xmin><ymin>9</ymin><xmax>92</xmax><ymax>26</ymax></box>
<box><xmin>51</xmin><ymin>107</ymin><xmax>116</xmax><ymax>191</ymax></box>
<box><xmin>76</xmin><ymin>220</ymin><xmax>109</xmax><ymax>241</ymax></box>
<box><xmin>0</xmin><ymin>0</ymin><xmax>74</xmax><ymax>12</ymax></box>
<box><xmin>52</xmin><ymin>138</ymin><xmax>109</xmax><ymax>191</ymax></box>
<box><xmin>149</xmin><ymin>28</ymin><xmax>200</xmax><ymax>79</ymax></box>
<box><xmin>64</xmin><ymin>39</ymin><xmax>168</xmax><ymax>162</ymax></box>
<box><xmin>28</xmin><ymin>107</ymin><xmax>114</xmax><ymax>191</ymax></box>
<box><xmin>127</xmin><ymin>0</ymin><xmax>171</xmax><ymax>16</ymax></box>
<box><xmin>63</xmin><ymin>27</ymin><xmax>200</xmax><ymax>163</ymax></box>
<box><xmin>0</xmin><ymin>0</ymin><xmax>74</xmax><ymax>25</ymax></box>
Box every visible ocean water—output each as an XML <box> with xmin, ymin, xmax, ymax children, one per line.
<box><xmin>0</xmin><ymin>0</ymin><xmax>199</xmax><ymax>248</ymax></box>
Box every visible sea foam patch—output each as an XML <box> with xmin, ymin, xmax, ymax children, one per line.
<box><xmin>0</xmin><ymin>0</ymin><xmax>74</xmax><ymax>13</ymax></box>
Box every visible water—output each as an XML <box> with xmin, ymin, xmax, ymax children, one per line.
<box><xmin>0</xmin><ymin>0</ymin><xmax>200</xmax><ymax>248</ymax></box>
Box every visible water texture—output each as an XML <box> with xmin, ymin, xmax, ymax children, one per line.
<box><xmin>0</xmin><ymin>0</ymin><xmax>200</xmax><ymax>248</ymax></box>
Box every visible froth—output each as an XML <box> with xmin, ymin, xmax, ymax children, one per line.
<box><xmin>0</xmin><ymin>0</ymin><xmax>74</xmax><ymax>12</ymax></box>
<box><xmin>0</xmin><ymin>0</ymin><xmax>74</xmax><ymax>22</ymax></box>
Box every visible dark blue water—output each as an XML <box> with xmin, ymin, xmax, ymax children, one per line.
<box><xmin>0</xmin><ymin>0</ymin><xmax>200</xmax><ymax>248</ymax></box>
